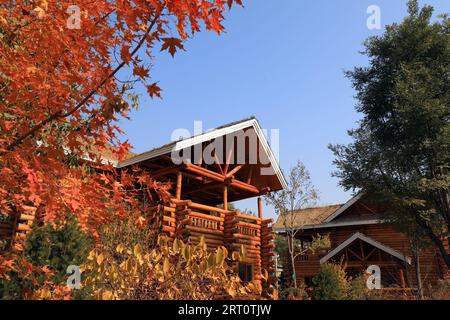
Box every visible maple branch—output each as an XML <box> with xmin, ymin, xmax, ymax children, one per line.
<box><xmin>0</xmin><ymin>8</ymin><xmax>163</xmax><ymax>156</ymax></box>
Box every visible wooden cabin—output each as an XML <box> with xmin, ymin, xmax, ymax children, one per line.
<box><xmin>273</xmin><ymin>194</ymin><xmax>450</xmax><ymax>290</ymax></box>
<box><xmin>116</xmin><ymin>117</ymin><xmax>286</xmax><ymax>283</ymax></box>
<box><xmin>0</xmin><ymin>117</ymin><xmax>286</xmax><ymax>285</ymax></box>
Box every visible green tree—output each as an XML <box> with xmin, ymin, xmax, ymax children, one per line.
<box><xmin>1</xmin><ymin>214</ymin><xmax>92</xmax><ymax>299</ymax></box>
<box><xmin>329</xmin><ymin>0</ymin><xmax>450</xmax><ymax>267</ymax></box>
<box><xmin>312</xmin><ymin>263</ymin><xmax>350</xmax><ymax>300</ymax></box>
<box><xmin>25</xmin><ymin>214</ymin><xmax>93</xmax><ymax>284</ymax></box>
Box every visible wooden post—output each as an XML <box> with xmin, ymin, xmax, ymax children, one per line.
<box><xmin>223</xmin><ymin>186</ymin><xmax>228</xmax><ymax>211</ymax></box>
<box><xmin>257</xmin><ymin>197</ymin><xmax>263</xmax><ymax>219</ymax></box>
<box><xmin>176</xmin><ymin>171</ymin><xmax>182</xmax><ymax>200</ymax></box>
<box><xmin>399</xmin><ymin>268</ymin><xmax>406</xmax><ymax>288</ymax></box>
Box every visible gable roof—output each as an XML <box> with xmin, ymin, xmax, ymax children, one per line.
<box><xmin>272</xmin><ymin>194</ymin><xmax>387</xmax><ymax>232</ymax></box>
<box><xmin>272</xmin><ymin>204</ymin><xmax>342</xmax><ymax>230</ymax></box>
<box><xmin>117</xmin><ymin>117</ymin><xmax>287</xmax><ymax>190</ymax></box>
<box><xmin>319</xmin><ymin>232</ymin><xmax>411</xmax><ymax>264</ymax></box>
<box><xmin>322</xmin><ymin>194</ymin><xmax>362</xmax><ymax>223</ymax></box>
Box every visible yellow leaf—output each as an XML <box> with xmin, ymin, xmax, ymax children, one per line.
<box><xmin>163</xmin><ymin>257</ymin><xmax>170</xmax><ymax>274</ymax></box>
<box><xmin>200</xmin><ymin>261</ymin><xmax>207</xmax><ymax>273</ymax></box>
<box><xmin>231</xmin><ymin>251</ymin><xmax>239</xmax><ymax>261</ymax></box>
<box><xmin>102</xmin><ymin>291</ymin><xmax>114</xmax><ymax>300</ymax></box>
<box><xmin>125</xmin><ymin>258</ymin><xmax>133</xmax><ymax>272</ymax></box>
<box><xmin>207</xmin><ymin>253</ymin><xmax>215</xmax><ymax>268</ymax></box>
<box><xmin>227</xmin><ymin>286</ymin><xmax>236</xmax><ymax>298</ymax></box>
<box><xmin>96</xmin><ymin>253</ymin><xmax>104</xmax><ymax>265</ymax></box>
<box><xmin>133</xmin><ymin>244</ymin><xmax>142</xmax><ymax>256</ymax></box>
<box><xmin>38</xmin><ymin>288</ymin><xmax>52</xmax><ymax>300</ymax></box>
<box><xmin>261</xmin><ymin>269</ymin><xmax>268</xmax><ymax>281</ymax></box>
<box><xmin>215</xmin><ymin>247</ymin><xmax>224</xmax><ymax>266</ymax></box>
<box><xmin>182</xmin><ymin>245</ymin><xmax>191</xmax><ymax>261</ymax></box>
<box><xmin>116</xmin><ymin>244</ymin><xmax>125</xmax><ymax>254</ymax></box>
<box><xmin>272</xmin><ymin>288</ymin><xmax>279</xmax><ymax>300</ymax></box>
<box><xmin>88</xmin><ymin>250</ymin><xmax>96</xmax><ymax>261</ymax></box>
<box><xmin>172</xmin><ymin>239</ymin><xmax>179</xmax><ymax>252</ymax></box>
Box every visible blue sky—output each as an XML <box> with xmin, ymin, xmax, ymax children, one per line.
<box><xmin>118</xmin><ymin>0</ymin><xmax>449</xmax><ymax>219</ymax></box>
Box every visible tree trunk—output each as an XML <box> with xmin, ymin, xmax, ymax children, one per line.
<box><xmin>413</xmin><ymin>247</ymin><xmax>424</xmax><ymax>300</ymax></box>
<box><xmin>288</xmin><ymin>233</ymin><xmax>297</xmax><ymax>289</ymax></box>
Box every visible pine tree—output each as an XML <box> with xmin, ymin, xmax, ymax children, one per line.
<box><xmin>329</xmin><ymin>0</ymin><xmax>450</xmax><ymax>267</ymax></box>
<box><xmin>1</xmin><ymin>214</ymin><xmax>92</xmax><ymax>299</ymax></box>
<box><xmin>25</xmin><ymin>214</ymin><xmax>92</xmax><ymax>284</ymax></box>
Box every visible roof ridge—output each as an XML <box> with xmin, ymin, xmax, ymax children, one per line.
<box><xmin>118</xmin><ymin>116</ymin><xmax>257</xmax><ymax>166</ymax></box>
<box><xmin>291</xmin><ymin>203</ymin><xmax>343</xmax><ymax>212</ymax></box>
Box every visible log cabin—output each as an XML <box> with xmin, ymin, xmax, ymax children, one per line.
<box><xmin>1</xmin><ymin>117</ymin><xmax>286</xmax><ymax>284</ymax></box>
<box><xmin>273</xmin><ymin>194</ymin><xmax>450</xmax><ymax>291</ymax></box>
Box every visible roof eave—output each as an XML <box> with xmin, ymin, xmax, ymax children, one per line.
<box><xmin>117</xmin><ymin>118</ymin><xmax>288</xmax><ymax>190</ymax></box>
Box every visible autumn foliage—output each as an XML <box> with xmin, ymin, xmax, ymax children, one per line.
<box><xmin>0</xmin><ymin>0</ymin><xmax>243</xmax><ymax>281</ymax></box>
<box><xmin>83</xmin><ymin>236</ymin><xmax>269</xmax><ymax>300</ymax></box>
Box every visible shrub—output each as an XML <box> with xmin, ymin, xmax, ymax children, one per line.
<box><xmin>429</xmin><ymin>279</ymin><xmax>450</xmax><ymax>300</ymax></box>
<box><xmin>348</xmin><ymin>274</ymin><xmax>368</xmax><ymax>300</ymax></box>
<box><xmin>82</xmin><ymin>236</ymin><xmax>271</xmax><ymax>300</ymax></box>
<box><xmin>281</xmin><ymin>286</ymin><xmax>309</xmax><ymax>300</ymax></box>
<box><xmin>0</xmin><ymin>214</ymin><xmax>92</xmax><ymax>300</ymax></box>
<box><xmin>78</xmin><ymin>215</ymin><xmax>276</xmax><ymax>300</ymax></box>
<box><xmin>25</xmin><ymin>214</ymin><xmax>93</xmax><ymax>284</ymax></box>
<box><xmin>312</xmin><ymin>263</ymin><xmax>351</xmax><ymax>300</ymax></box>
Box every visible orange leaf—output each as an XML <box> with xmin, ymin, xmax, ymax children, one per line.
<box><xmin>146</xmin><ymin>83</ymin><xmax>161</xmax><ymax>98</ymax></box>
<box><xmin>160</xmin><ymin>38</ymin><xmax>185</xmax><ymax>57</ymax></box>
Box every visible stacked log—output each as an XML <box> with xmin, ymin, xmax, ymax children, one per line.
<box><xmin>224</xmin><ymin>211</ymin><xmax>264</xmax><ymax>281</ymax></box>
<box><xmin>173</xmin><ymin>203</ymin><xmax>226</xmax><ymax>251</ymax></box>
<box><xmin>0</xmin><ymin>205</ymin><xmax>37</xmax><ymax>252</ymax></box>
<box><xmin>174</xmin><ymin>203</ymin><xmax>190</xmax><ymax>242</ymax></box>
<box><xmin>224</xmin><ymin>210</ymin><xmax>238</xmax><ymax>260</ymax></box>
<box><xmin>261</xmin><ymin>219</ymin><xmax>276</xmax><ymax>285</ymax></box>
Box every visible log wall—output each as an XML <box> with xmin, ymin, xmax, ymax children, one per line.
<box><xmin>148</xmin><ymin>199</ymin><xmax>275</xmax><ymax>284</ymax></box>
<box><xmin>287</xmin><ymin>223</ymin><xmax>448</xmax><ymax>288</ymax></box>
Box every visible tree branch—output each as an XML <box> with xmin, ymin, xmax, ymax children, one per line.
<box><xmin>0</xmin><ymin>8</ymin><xmax>163</xmax><ymax>156</ymax></box>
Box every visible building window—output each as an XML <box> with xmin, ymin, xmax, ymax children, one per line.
<box><xmin>238</xmin><ymin>263</ymin><xmax>253</xmax><ymax>282</ymax></box>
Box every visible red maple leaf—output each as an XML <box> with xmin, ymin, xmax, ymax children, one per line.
<box><xmin>160</xmin><ymin>37</ymin><xmax>185</xmax><ymax>57</ymax></box>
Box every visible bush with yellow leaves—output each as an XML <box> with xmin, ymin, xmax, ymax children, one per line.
<box><xmin>81</xmin><ymin>236</ymin><xmax>272</xmax><ymax>300</ymax></box>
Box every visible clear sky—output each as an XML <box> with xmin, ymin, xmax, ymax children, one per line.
<box><xmin>118</xmin><ymin>0</ymin><xmax>449</xmax><ymax>220</ymax></box>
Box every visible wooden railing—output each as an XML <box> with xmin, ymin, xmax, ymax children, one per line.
<box><xmin>295</xmin><ymin>254</ymin><xmax>310</xmax><ymax>262</ymax></box>
<box><xmin>236</xmin><ymin>221</ymin><xmax>260</xmax><ymax>238</ymax></box>
<box><xmin>187</xmin><ymin>211</ymin><xmax>224</xmax><ymax>233</ymax></box>
<box><xmin>158</xmin><ymin>199</ymin><xmax>269</xmax><ymax>247</ymax></box>
<box><xmin>153</xmin><ymin>199</ymin><xmax>276</xmax><ymax>284</ymax></box>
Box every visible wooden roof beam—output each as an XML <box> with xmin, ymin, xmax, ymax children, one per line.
<box><xmin>150</xmin><ymin>165</ymin><xmax>181</xmax><ymax>178</ymax></box>
<box><xmin>184</xmin><ymin>163</ymin><xmax>260</xmax><ymax>194</ymax></box>
<box><xmin>225</xmin><ymin>164</ymin><xmax>244</xmax><ymax>178</ymax></box>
